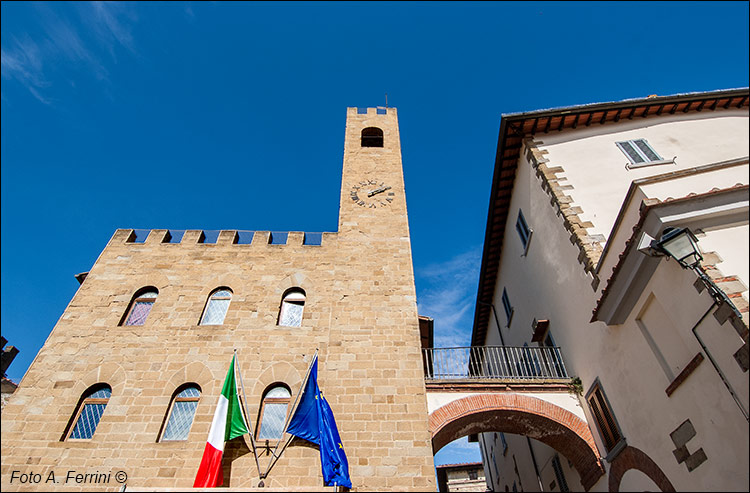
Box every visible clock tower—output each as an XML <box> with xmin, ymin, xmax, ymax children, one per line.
<box><xmin>338</xmin><ymin>107</ymin><xmax>412</xmax><ymax>240</ymax></box>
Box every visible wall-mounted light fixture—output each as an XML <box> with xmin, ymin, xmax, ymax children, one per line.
<box><xmin>652</xmin><ymin>227</ymin><xmax>703</xmax><ymax>269</ymax></box>
<box><xmin>639</xmin><ymin>226</ymin><xmax>735</xmax><ymax>309</ymax></box>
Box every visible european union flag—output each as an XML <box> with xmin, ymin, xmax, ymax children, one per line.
<box><xmin>286</xmin><ymin>355</ymin><xmax>352</xmax><ymax>489</ymax></box>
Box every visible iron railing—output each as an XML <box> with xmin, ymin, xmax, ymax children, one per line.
<box><xmin>423</xmin><ymin>346</ymin><xmax>568</xmax><ymax>381</ymax></box>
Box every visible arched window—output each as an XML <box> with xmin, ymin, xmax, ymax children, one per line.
<box><xmin>278</xmin><ymin>289</ymin><xmax>306</xmax><ymax>327</ymax></box>
<box><xmin>65</xmin><ymin>384</ymin><xmax>111</xmax><ymax>440</ymax></box>
<box><xmin>200</xmin><ymin>288</ymin><xmax>232</xmax><ymax>325</ymax></box>
<box><xmin>361</xmin><ymin>127</ymin><xmax>384</xmax><ymax>147</ymax></box>
<box><xmin>257</xmin><ymin>385</ymin><xmax>291</xmax><ymax>441</ymax></box>
<box><xmin>160</xmin><ymin>384</ymin><xmax>201</xmax><ymax>441</ymax></box>
<box><xmin>122</xmin><ymin>287</ymin><xmax>158</xmax><ymax>326</ymax></box>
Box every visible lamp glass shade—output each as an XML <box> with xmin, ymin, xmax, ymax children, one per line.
<box><xmin>659</xmin><ymin>228</ymin><xmax>702</xmax><ymax>268</ymax></box>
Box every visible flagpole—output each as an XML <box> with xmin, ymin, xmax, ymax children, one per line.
<box><xmin>234</xmin><ymin>348</ymin><xmax>263</xmax><ymax>480</ymax></box>
<box><xmin>261</xmin><ymin>349</ymin><xmax>319</xmax><ymax>480</ymax></box>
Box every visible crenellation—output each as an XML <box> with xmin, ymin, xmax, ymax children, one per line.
<box><xmin>217</xmin><ymin>230</ymin><xmax>238</xmax><ymax>244</ymax></box>
<box><xmin>182</xmin><ymin>229</ymin><xmax>205</xmax><ymax>244</ymax></box>
<box><xmin>145</xmin><ymin>229</ymin><xmax>169</xmax><ymax>244</ymax></box>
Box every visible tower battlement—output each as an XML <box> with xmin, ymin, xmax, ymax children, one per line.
<box><xmin>111</xmin><ymin>228</ymin><xmax>335</xmax><ymax>247</ymax></box>
<box><xmin>347</xmin><ymin>106</ymin><xmax>396</xmax><ymax>116</ymax></box>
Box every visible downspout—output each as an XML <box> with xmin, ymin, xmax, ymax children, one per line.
<box><xmin>691</xmin><ymin>300</ymin><xmax>749</xmax><ymax>421</ymax></box>
<box><xmin>478</xmin><ymin>300</ymin><xmax>506</xmax><ymax>346</ymax></box>
<box><xmin>526</xmin><ymin>437</ymin><xmax>544</xmax><ymax>491</ymax></box>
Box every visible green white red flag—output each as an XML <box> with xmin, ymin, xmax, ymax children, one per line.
<box><xmin>193</xmin><ymin>354</ymin><xmax>248</xmax><ymax>487</ymax></box>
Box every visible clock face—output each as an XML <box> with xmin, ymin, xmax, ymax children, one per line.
<box><xmin>350</xmin><ymin>179</ymin><xmax>395</xmax><ymax>208</ymax></box>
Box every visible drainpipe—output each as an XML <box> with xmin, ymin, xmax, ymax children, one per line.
<box><xmin>691</xmin><ymin>300</ymin><xmax>749</xmax><ymax>421</ymax></box>
<box><xmin>478</xmin><ymin>300</ymin><xmax>506</xmax><ymax>346</ymax></box>
<box><xmin>526</xmin><ymin>437</ymin><xmax>544</xmax><ymax>491</ymax></box>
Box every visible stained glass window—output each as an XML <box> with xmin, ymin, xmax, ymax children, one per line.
<box><xmin>200</xmin><ymin>289</ymin><xmax>232</xmax><ymax>325</ymax></box>
<box><xmin>161</xmin><ymin>386</ymin><xmax>201</xmax><ymax>441</ymax></box>
<box><xmin>257</xmin><ymin>386</ymin><xmax>291</xmax><ymax>440</ymax></box>
<box><xmin>67</xmin><ymin>386</ymin><xmax>111</xmax><ymax>440</ymax></box>
<box><xmin>278</xmin><ymin>290</ymin><xmax>305</xmax><ymax>327</ymax></box>
<box><xmin>124</xmin><ymin>290</ymin><xmax>158</xmax><ymax>326</ymax></box>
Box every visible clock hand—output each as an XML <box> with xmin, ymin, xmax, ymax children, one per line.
<box><xmin>367</xmin><ymin>185</ymin><xmax>392</xmax><ymax>197</ymax></box>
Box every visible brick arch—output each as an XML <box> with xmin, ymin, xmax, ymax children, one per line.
<box><xmin>430</xmin><ymin>394</ymin><xmax>605</xmax><ymax>491</ymax></box>
<box><xmin>608</xmin><ymin>445</ymin><xmax>675</xmax><ymax>492</ymax></box>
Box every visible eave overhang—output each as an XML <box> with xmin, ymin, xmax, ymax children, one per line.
<box><xmin>471</xmin><ymin>88</ymin><xmax>750</xmax><ymax>346</ymax></box>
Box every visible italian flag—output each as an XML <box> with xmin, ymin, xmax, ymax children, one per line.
<box><xmin>193</xmin><ymin>354</ymin><xmax>249</xmax><ymax>487</ymax></box>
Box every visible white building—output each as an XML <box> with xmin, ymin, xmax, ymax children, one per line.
<box><xmin>472</xmin><ymin>88</ymin><xmax>749</xmax><ymax>491</ymax></box>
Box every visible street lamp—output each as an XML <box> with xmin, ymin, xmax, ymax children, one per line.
<box><xmin>640</xmin><ymin>225</ymin><xmax>738</xmax><ymax>312</ymax></box>
<box><xmin>653</xmin><ymin>227</ymin><xmax>703</xmax><ymax>269</ymax></box>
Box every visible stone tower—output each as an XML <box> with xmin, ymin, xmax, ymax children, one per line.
<box><xmin>0</xmin><ymin>107</ymin><xmax>437</xmax><ymax>491</ymax></box>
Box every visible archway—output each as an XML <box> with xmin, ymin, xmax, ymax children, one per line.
<box><xmin>608</xmin><ymin>445</ymin><xmax>675</xmax><ymax>492</ymax></box>
<box><xmin>430</xmin><ymin>394</ymin><xmax>605</xmax><ymax>491</ymax></box>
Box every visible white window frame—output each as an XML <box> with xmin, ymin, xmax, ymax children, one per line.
<box><xmin>615</xmin><ymin>138</ymin><xmax>674</xmax><ymax>169</ymax></box>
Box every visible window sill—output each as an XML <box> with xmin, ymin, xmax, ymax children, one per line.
<box><xmin>626</xmin><ymin>158</ymin><xmax>676</xmax><ymax>170</ymax></box>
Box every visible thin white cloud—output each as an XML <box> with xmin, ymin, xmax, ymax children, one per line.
<box><xmin>417</xmin><ymin>246</ymin><xmax>482</xmax><ymax>348</ymax></box>
<box><xmin>43</xmin><ymin>14</ymin><xmax>108</xmax><ymax>80</ymax></box>
<box><xmin>1</xmin><ymin>37</ymin><xmax>51</xmax><ymax>104</ymax></box>
<box><xmin>1</xmin><ymin>2</ymin><xmax>138</xmax><ymax>105</ymax></box>
<box><xmin>86</xmin><ymin>1</ymin><xmax>137</xmax><ymax>56</ymax></box>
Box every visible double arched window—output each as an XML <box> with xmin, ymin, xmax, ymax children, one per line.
<box><xmin>200</xmin><ymin>288</ymin><xmax>232</xmax><ymax>325</ymax></box>
<box><xmin>160</xmin><ymin>384</ymin><xmax>201</xmax><ymax>441</ymax></box>
<box><xmin>278</xmin><ymin>289</ymin><xmax>306</xmax><ymax>327</ymax></box>
<box><xmin>122</xmin><ymin>287</ymin><xmax>158</xmax><ymax>326</ymax></box>
<box><xmin>64</xmin><ymin>384</ymin><xmax>111</xmax><ymax>440</ymax></box>
<box><xmin>256</xmin><ymin>385</ymin><xmax>291</xmax><ymax>441</ymax></box>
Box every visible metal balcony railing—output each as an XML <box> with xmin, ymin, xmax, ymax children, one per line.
<box><xmin>423</xmin><ymin>346</ymin><xmax>569</xmax><ymax>381</ymax></box>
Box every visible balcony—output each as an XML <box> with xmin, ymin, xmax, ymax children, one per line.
<box><xmin>423</xmin><ymin>346</ymin><xmax>569</xmax><ymax>383</ymax></box>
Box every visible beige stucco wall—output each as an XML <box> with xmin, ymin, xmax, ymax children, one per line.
<box><xmin>537</xmin><ymin>110</ymin><xmax>749</xmax><ymax>249</ymax></box>
<box><xmin>0</xmin><ymin>108</ymin><xmax>436</xmax><ymax>492</ymax></box>
<box><xmin>480</xmin><ymin>108</ymin><xmax>749</xmax><ymax>491</ymax></box>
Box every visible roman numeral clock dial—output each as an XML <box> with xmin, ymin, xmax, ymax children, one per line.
<box><xmin>350</xmin><ymin>179</ymin><xmax>395</xmax><ymax>208</ymax></box>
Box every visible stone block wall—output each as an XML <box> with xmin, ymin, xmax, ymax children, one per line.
<box><xmin>0</xmin><ymin>107</ymin><xmax>436</xmax><ymax>491</ymax></box>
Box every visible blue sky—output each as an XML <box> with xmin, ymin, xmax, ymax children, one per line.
<box><xmin>2</xmin><ymin>1</ymin><xmax>748</xmax><ymax>468</ymax></box>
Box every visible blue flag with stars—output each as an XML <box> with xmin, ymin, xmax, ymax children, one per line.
<box><xmin>286</xmin><ymin>354</ymin><xmax>352</xmax><ymax>488</ymax></box>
